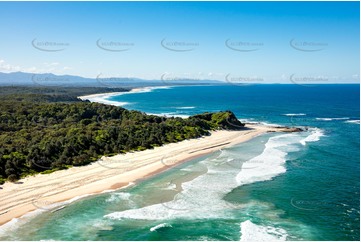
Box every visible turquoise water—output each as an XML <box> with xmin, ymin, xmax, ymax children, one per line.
<box><xmin>0</xmin><ymin>85</ymin><xmax>359</xmax><ymax>240</ymax></box>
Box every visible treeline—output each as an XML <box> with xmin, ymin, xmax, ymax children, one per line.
<box><xmin>0</xmin><ymin>86</ymin><xmax>129</xmax><ymax>102</ymax></box>
<box><xmin>0</xmin><ymin>86</ymin><xmax>129</xmax><ymax>96</ymax></box>
<box><xmin>0</xmin><ymin>90</ymin><xmax>244</xmax><ymax>183</ymax></box>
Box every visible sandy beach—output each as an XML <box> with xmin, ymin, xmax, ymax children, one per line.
<box><xmin>78</xmin><ymin>86</ymin><xmax>171</xmax><ymax>106</ymax></box>
<box><xmin>0</xmin><ymin>124</ymin><xmax>298</xmax><ymax>227</ymax></box>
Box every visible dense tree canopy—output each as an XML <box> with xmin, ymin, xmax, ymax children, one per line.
<box><xmin>0</xmin><ymin>86</ymin><xmax>244</xmax><ymax>183</ymax></box>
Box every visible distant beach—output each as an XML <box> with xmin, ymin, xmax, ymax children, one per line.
<box><xmin>78</xmin><ymin>86</ymin><xmax>172</xmax><ymax>106</ymax></box>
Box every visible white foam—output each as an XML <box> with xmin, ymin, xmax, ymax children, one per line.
<box><xmin>131</xmin><ymin>86</ymin><xmax>172</xmax><ymax>94</ymax></box>
<box><xmin>104</xmin><ymin>153</ymin><xmax>243</xmax><ymax>221</ymax></box>
<box><xmin>258</xmin><ymin>122</ymin><xmax>282</xmax><ymax>127</ymax></box>
<box><xmin>101</xmin><ymin>189</ymin><xmax>116</xmax><ymax>193</ymax></box>
<box><xmin>104</xmin><ymin>131</ymin><xmax>322</xmax><ymax>224</ymax></box>
<box><xmin>105</xmin><ymin>131</ymin><xmax>309</xmax><ymax>222</ymax></box>
<box><xmin>283</xmin><ymin>113</ymin><xmax>306</xmax><ymax>116</ymax></box>
<box><xmin>345</xmin><ymin>120</ymin><xmax>360</xmax><ymax>124</ymax></box>
<box><xmin>0</xmin><ymin>193</ymin><xmax>93</xmax><ymax>236</ymax></box>
<box><xmin>92</xmin><ymin>219</ymin><xmax>113</xmax><ymax>231</ymax></box>
<box><xmin>150</xmin><ymin>223</ymin><xmax>172</xmax><ymax>232</ymax></box>
<box><xmin>316</xmin><ymin>117</ymin><xmax>349</xmax><ymax>121</ymax></box>
<box><xmin>147</xmin><ymin>112</ymin><xmax>190</xmax><ymax>118</ymax></box>
<box><xmin>0</xmin><ymin>217</ymin><xmax>22</xmax><ymax>236</ymax></box>
<box><xmin>240</xmin><ymin>220</ymin><xmax>288</xmax><ymax>241</ymax></box>
<box><xmin>175</xmin><ymin>106</ymin><xmax>195</xmax><ymax>110</ymax></box>
<box><xmin>105</xmin><ymin>192</ymin><xmax>131</xmax><ymax>203</ymax></box>
<box><xmin>300</xmin><ymin>128</ymin><xmax>324</xmax><ymax>146</ymax></box>
<box><xmin>238</xmin><ymin>119</ymin><xmax>281</xmax><ymax>127</ymax></box>
<box><xmin>238</xmin><ymin>119</ymin><xmax>257</xmax><ymax>124</ymax></box>
<box><xmin>164</xmin><ymin>183</ymin><xmax>177</xmax><ymax>190</ymax></box>
<box><xmin>316</xmin><ymin>118</ymin><xmax>332</xmax><ymax>121</ymax></box>
<box><xmin>236</xmin><ymin>133</ymin><xmax>302</xmax><ymax>186</ymax></box>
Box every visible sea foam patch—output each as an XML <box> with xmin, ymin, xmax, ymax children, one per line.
<box><xmin>104</xmin><ymin>131</ymin><xmax>322</xmax><ymax>233</ymax></box>
<box><xmin>300</xmin><ymin>128</ymin><xmax>324</xmax><ymax>146</ymax></box>
<box><xmin>105</xmin><ymin>192</ymin><xmax>131</xmax><ymax>203</ymax></box>
<box><xmin>240</xmin><ymin>220</ymin><xmax>288</xmax><ymax>241</ymax></box>
<box><xmin>175</xmin><ymin>106</ymin><xmax>195</xmax><ymax>110</ymax></box>
<box><xmin>146</xmin><ymin>112</ymin><xmax>190</xmax><ymax>118</ymax></box>
<box><xmin>345</xmin><ymin>120</ymin><xmax>360</xmax><ymax>124</ymax></box>
<box><xmin>316</xmin><ymin>117</ymin><xmax>349</xmax><ymax>121</ymax></box>
<box><xmin>236</xmin><ymin>133</ymin><xmax>304</xmax><ymax>186</ymax></box>
<box><xmin>104</xmin><ymin>132</ymin><xmax>309</xmax><ymax>221</ymax></box>
<box><xmin>0</xmin><ymin>193</ymin><xmax>93</xmax><ymax>238</ymax></box>
<box><xmin>104</xmin><ymin>152</ymin><xmax>247</xmax><ymax>221</ymax></box>
<box><xmin>238</xmin><ymin>119</ymin><xmax>281</xmax><ymax>127</ymax></box>
<box><xmin>150</xmin><ymin>223</ymin><xmax>172</xmax><ymax>232</ymax></box>
<box><xmin>283</xmin><ymin>113</ymin><xmax>306</xmax><ymax>116</ymax></box>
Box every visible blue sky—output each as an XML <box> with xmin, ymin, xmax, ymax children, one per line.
<box><xmin>0</xmin><ymin>1</ymin><xmax>359</xmax><ymax>83</ymax></box>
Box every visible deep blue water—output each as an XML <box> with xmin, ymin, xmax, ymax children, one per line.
<box><xmin>0</xmin><ymin>84</ymin><xmax>359</xmax><ymax>241</ymax></box>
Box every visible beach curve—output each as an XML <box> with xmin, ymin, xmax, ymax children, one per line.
<box><xmin>0</xmin><ymin>124</ymin><xmax>298</xmax><ymax>227</ymax></box>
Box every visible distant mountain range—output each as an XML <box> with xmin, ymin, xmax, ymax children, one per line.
<box><xmin>0</xmin><ymin>72</ymin><xmax>224</xmax><ymax>87</ymax></box>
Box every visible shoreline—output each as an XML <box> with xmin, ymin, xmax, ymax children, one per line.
<box><xmin>77</xmin><ymin>86</ymin><xmax>172</xmax><ymax>106</ymax></box>
<box><xmin>0</xmin><ymin>124</ymin><xmax>299</xmax><ymax>227</ymax></box>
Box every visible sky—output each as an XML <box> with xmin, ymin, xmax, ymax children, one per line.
<box><xmin>0</xmin><ymin>1</ymin><xmax>359</xmax><ymax>83</ymax></box>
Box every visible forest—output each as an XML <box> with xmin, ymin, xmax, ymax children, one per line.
<box><xmin>0</xmin><ymin>86</ymin><xmax>244</xmax><ymax>183</ymax></box>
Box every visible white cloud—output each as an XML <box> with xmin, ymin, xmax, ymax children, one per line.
<box><xmin>24</xmin><ymin>67</ymin><xmax>38</xmax><ymax>73</ymax></box>
<box><xmin>0</xmin><ymin>59</ymin><xmax>74</xmax><ymax>75</ymax></box>
<box><xmin>0</xmin><ymin>59</ymin><xmax>21</xmax><ymax>72</ymax></box>
<box><xmin>43</xmin><ymin>62</ymin><xmax>60</xmax><ymax>67</ymax></box>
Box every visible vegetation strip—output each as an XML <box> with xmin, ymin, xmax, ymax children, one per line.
<box><xmin>0</xmin><ymin>86</ymin><xmax>244</xmax><ymax>184</ymax></box>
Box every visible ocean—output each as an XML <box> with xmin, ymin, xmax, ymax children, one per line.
<box><xmin>0</xmin><ymin>84</ymin><xmax>359</xmax><ymax>241</ymax></box>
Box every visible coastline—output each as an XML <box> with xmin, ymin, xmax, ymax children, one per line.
<box><xmin>78</xmin><ymin>86</ymin><xmax>172</xmax><ymax>106</ymax></box>
<box><xmin>0</xmin><ymin>124</ymin><xmax>297</xmax><ymax>227</ymax></box>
